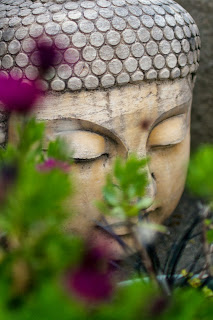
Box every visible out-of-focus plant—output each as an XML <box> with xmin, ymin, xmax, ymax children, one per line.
<box><xmin>96</xmin><ymin>155</ymin><xmax>152</xmax><ymax>219</ymax></box>
<box><xmin>0</xmin><ymin>37</ymin><xmax>212</xmax><ymax>319</ymax></box>
<box><xmin>187</xmin><ymin>144</ymin><xmax>213</xmax><ymax>202</ymax></box>
<box><xmin>0</xmin><ymin>74</ymin><xmax>41</xmax><ymax>114</ymax></box>
<box><xmin>96</xmin><ymin>155</ymin><xmax>168</xmax><ymax>287</ymax></box>
<box><xmin>0</xmin><ymin>112</ymin><xmax>212</xmax><ymax>320</ymax></box>
<box><xmin>187</xmin><ymin>145</ymin><xmax>213</xmax><ymax>278</ymax></box>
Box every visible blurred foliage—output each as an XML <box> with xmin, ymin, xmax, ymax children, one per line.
<box><xmin>0</xmin><ymin>116</ymin><xmax>212</xmax><ymax>319</ymax></box>
<box><xmin>0</xmin><ymin>116</ymin><xmax>82</xmax><ymax>315</ymax></box>
<box><xmin>47</xmin><ymin>137</ymin><xmax>73</xmax><ymax>162</ymax></box>
<box><xmin>96</xmin><ymin>155</ymin><xmax>152</xmax><ymax>219</ymax></box>
<box><xmin>187</xmin><ymin>145</ymin><xmax>213</xmax><ymax>245</ymax></box>
<box><xmin>187</xmin><ymin>145</ymin><xmax>213</xmax><ymax>200</ymax></box>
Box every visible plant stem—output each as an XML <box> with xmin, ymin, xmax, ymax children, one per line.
<box><xmin>201</xmin><ymin>205</ymin><xmax>212</xmax><ymax>277</ymax></box>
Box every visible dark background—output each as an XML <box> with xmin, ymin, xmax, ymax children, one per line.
<box><xmin>177</xmin><ymin>0</ymin><xmax>213</xmax><ymax>150</ymax></box>
<box><xmin>157</xmin><ymin>0</ymin><xmax>213</xmax><ymax>269</ymax></box>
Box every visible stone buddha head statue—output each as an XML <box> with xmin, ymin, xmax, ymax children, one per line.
<box><xmin>0</xmin><ymin>0</ymin><xmax>200</xmax><ymax>256</ymax></box>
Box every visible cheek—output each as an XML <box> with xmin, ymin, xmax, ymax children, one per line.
<box><xmin>66</xmin><ymin>155</ymin><xmax>112</xmax><ymax>234</ymax></box>
<box><xmin>148</xmin><ymin>131</ymin><xmax>190</xmax><ymax>222</ymax></box>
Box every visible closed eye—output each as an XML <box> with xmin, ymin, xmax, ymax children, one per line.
<box><xmin>74</xmin><ymin>153</ymin><xmax>109</xmax><ymax>164</ymax></box>
<box><xmin>55</xmin><ymin>130</ymin><xmax>107</xmax><ymax>161</ymax></box>
<box><xmin>148</xmin><ymin>114</ymin><xmax>187</xmax><ymax>149</ymax></box>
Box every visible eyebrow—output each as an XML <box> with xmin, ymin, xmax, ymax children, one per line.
<box><xmin>151</xmin><ymin>102</ymin><xmax>190</xmax><ymax>130</ymax></box>
<box><xmin>44</xmin><ymin>118</ymin><xmax>128</xmax><ymax>154</ymax></box>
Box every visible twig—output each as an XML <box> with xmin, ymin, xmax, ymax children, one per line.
<box><xmin>127</xmin><ymin>218</ymin><xmax>171</xmax><ymax>295</ymax></box>
<box><xmin>200</xmin><ymin>205</ymin><xmax>212</xmax><ymax>277</ymax></box>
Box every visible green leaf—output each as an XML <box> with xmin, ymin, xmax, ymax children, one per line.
<box><xmin>135</xmin><ymin>197</ymin><xmax>153</xmax><ymax>210</ymax></box>
<box><xmin>103</xmin><ymin>179</ymin><xmax>121</xmax><ymax>207</ymax></box>
<box><xmin>187</xmin><ymin>145</ymin><xmax>213</xmax><ymax>199</ymax></box>
<box><xmin>138</xmin><ymin>222</ymin><xmax>167</xmax><ymax>234</ymax></box>
<box><xmin>47</xmin><ymin>138</ymin><xmax>72</xmax><ymax>162</ymax></box>
<box><xmin>97</xmin><ymin>154</ymin><xmax>150</xmax><ymax>219</ymax></box>
<box><xmin>111</xmin><ymin>206</ymin><xmax>126</xmax><ymax>219</ymax></box>
<box><xmin>205</xmin><ymin>219</ymin><xmax>212</xmax><ymax>226</ymax></box>
<box><xmin>95</xmin><ymin>200</ymin><xmax>110</xmax><ymax>215</ymax></box>
<box><xmin>207</xmin><ymin>230</ymin><xmax>213</xmax><ymax>243</ymax></box>
<box><xmin>18</xmin><ymin>117</ymin><xmax>45</xmax><ymax>154</ymax></box>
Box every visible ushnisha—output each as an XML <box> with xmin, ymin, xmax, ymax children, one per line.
<box><xmin>0</xmin><ymin>0</ymin><xmax>200</xmax><ymax>258</ymax></box>
<box><xmin>0</xmin><ymin>0</ymin><xmax>200</xmax><ymax>91</ymax></box>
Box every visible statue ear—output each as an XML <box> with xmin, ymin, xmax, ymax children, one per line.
<box><xmin>192</xmin><ymin>74</ymin><xmax>197</xmax><ymax>89</ymax></box>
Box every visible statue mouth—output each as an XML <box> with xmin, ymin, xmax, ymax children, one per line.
<box><xmin>96</xmin><ymin>206</ymin><xmax>161</xmax><ymax>237</ymax></box>
<box><xmin>93</xmin><ymin>206</ymin><xmax>161</xmax><ymax>254</ymax></box>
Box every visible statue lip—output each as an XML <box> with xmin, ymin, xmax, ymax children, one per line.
<box><xmin>93</xmin><ymin>206</ymin><xmax>161</xmax><ymax>262</ymax></box>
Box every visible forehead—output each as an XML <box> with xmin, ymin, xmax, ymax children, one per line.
<box><xmin>35</xmin><ymin>77</ymin><xmax>192</xmax><ymax>126</ymax></box>
<box><xmin>34</xmin><ymin>78</ymin><xmax>192</xmax><ymax>152</ymax></box>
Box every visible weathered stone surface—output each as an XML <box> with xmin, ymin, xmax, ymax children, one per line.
<box><xmin>72</xmin><ymin>32</ymin><xmax>86</xmax><ymax>48</ymax></box>
<box><xmin>139</xmin><ymin>56</ymin><xmax>152</xmax><ymax>71</ymax></box>
<box><xmin>2</xmin><ymin>1</ymin><xmax>201</xmax><ymax>260</ymax></box>
<box><xmin>51</xmin><ymin>78</ymin><xmax>65</xmax><ymax>91</ymax></box>
<box><xmin>90</xmin><ymin>32</ymin><xmax>105</xmax><ymax>47</ymax></box>
<box><xmin>0</xmin><ymin>0</ymin><xmax>201</xmax><ymax>93</ymax></box>
<box><xmin>101</xmin><ymin>74</ymin><xmax>115</xmax><ymax>87</ymax></box>
<box><xmin>45</xmin><ymin>22</ymin><xmax>60</xmax><ymax>35</ymax></box>
<box><xmin>57</xmin><ymin>64</ymin><xmax>72</xmax><ymax>79</ymax></box>
<box><xmin>29</xmin><ymin>24</ymin><xmax>43</xmax><ymax>38</ymax></box>
<box><xmin>8</xmin><ymin>39</ymin><xmax>21</xmax><ymax>54</ymax></box>
<box><xmin>64</xmin><ymin>48</ymin><xmax>79</xmax><ymax>64</ymax></box>
<box><xmin>0</xmin><ymin>42</ymin><xmax>7</xmax><ymax>56</ymax></box>
<box><xmin>146</xmin><ymin>69</ymin><xmax>157</xmax><ymax>80</ymax></box>
<box><xmin>25</xmin><ymin>65</ymin><xmax>39</xmax><ymax>80</ymax></box>
<box><xmin>62</xmin><ymin>21</ymin><xmax>77</xmax><ymax>34</ymax></box>
<box><xmin>124</xmin><ymin>57</ymin><xmax>138</xmax><ymax>73</ymax></box>
<box><xmin>54</xmin><ymin>34</ymin><xmax>70</xmax><ymax>49</ymax></box>
<box><xmin>84</xmin><ymin>75</ymin><xmax>99</xmax><ymax>89</ymax></box>
<box><xmin>10</xmin><ymin>66</ymin><xmax>23</xmax><ymax>79</ymax></box>
<box><xmin>154</xmin><ymin>55</ymin><xmax>166</xmax><ymax>69</ymax></box>
<box><xmin>0</xmin><ymin>0</ymin><xmax>207</xmax><ymax>209</ymax></box>
<box><xmin>7</xmin><ymin>78</ymin><xmax>192</xmax><ymax>248</ymax></box>
<box><xmin>82</xmin><ymin>46</ymin><xmax>97</xmax><ymax>62</ymax></box>
<box><xmin>92</xmin><ymin>60</ymin><xmax>107</xmax><ymax>75</ymax></box>
<box><xmin>131</xmin><ymin>70</ymin><xmax>144</xmax><ymax>82</ymax></box>
<box><xmin>68</xmin><ymin>77</ymin><xmax>82</xmax><ymax>90</ymax></box>
<box><xmin>74</xmin><ymin>61</ymin><xmax>89</xmax><ymax>77</ymax></box>
<box><xmin>15</xmin><ymin>52</ymin><xmax>29</xmax><ymax>67</ymax></box>
<box><xmin>2</xmin><ymin>54</ymin><xmax>13</xmax><ymax>69</ymax></box>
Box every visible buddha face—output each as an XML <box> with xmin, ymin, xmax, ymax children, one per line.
<box><xmin>8</xmin><ymin>76</ymin><xmax>193</xmax><ymax>258</ymax></box>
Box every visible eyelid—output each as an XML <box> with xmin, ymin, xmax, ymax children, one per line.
<box><xmin>148</xmin><ymin>114</ymin><xmax>187</xmax><ymax>148</ymax></box>
<box><xmin>55</xmin><ymin>130</ymin><xmax>107</xmax><ymax>160</ymax></box>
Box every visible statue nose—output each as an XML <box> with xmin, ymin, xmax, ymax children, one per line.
<box><xmin>145</xmin><ymin>170</ymin><xmax>157</xmax><ymax>201</ymax></box>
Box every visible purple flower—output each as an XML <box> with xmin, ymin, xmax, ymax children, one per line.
<box><xmin>149</xmin><ymin>296</ymin><xmax>170</xmax><ymax>316</ymax></box>
<box><xmin>0</xmin><ymin>74</ymin><xmax>41</xmax><ymax>114</ymax></box>
<box><xmin>36</xmin><ymin>39</ymin><xmax>58</xmax><ymax>74</ymax></box>
<box><xmin>65</xmin><ymin>244</ymin><xmax>115</xmax><ymax>304</ymax></box>
<box><xmin>37</xmin><ymin>158</ymin><xmax>71</xmax><ymax>173</ymax></box>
